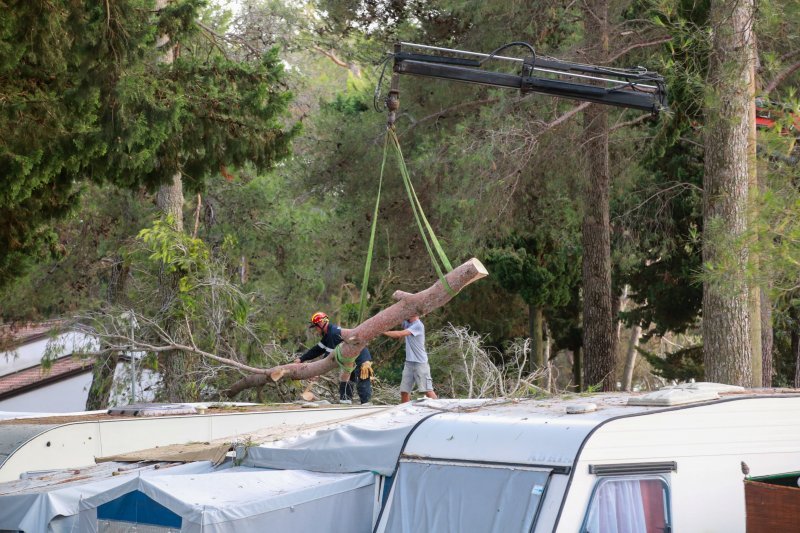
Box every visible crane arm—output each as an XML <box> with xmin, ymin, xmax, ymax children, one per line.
<box><xmin>382</xmin><ymin>42</ymin><xmax>668</xmax><ymax>124</ymax></box>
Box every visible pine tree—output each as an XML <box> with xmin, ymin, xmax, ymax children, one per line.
<box><xmin>0</xmin><ymin>0</ymin><xmax>297</xmax><ymax>287</ymax></box>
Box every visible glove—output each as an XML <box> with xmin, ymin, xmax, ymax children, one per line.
<box><xmin>359</xmin><ymin>361</ymin><xmax>375</xmax><ymax>381</ymax></box>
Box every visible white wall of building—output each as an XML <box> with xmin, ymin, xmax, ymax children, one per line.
<box><xmin>0</xmin><ymin>371</ymin><xmax>94</xmax><ymax>413</ymax></box>
<box><xmin>109</xmin><ymin>358</ymin><xmax>160</xmax><ymax>407</ymax></box>
<box><xmin>1</xmin><ymin>331</ymin><xmax>97</xmax><ymax>376</ymax></box>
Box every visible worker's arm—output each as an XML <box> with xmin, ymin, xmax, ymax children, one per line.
<box><xmin>298</xmin><ymin>343</ymin><xmax>327</xmax><ymax>363</ymax></box>
<box><xmin>383</xmin><ymin>329</ymin><xmax>412</xmax><ymax>339</ymax></box>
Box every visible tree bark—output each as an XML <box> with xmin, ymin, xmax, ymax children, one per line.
<box><xmin>530</xmin><ymin>305</ymin><xmax>544</xmax><ymax>373</ymax></box>
<box><xmin>157</xmin><ymin>175</ymin><xmax>187</xmax><ymax>402</ymax></box>
<box><xmin>157</xmin><ymin>173</ymin><xmax>185</xmax><ymax>232</ymax></box>
<box><xmin>85</xmin><ymin>352</ymin><xmax>119</xmax><ymax>410</ymax></box>
<box><xmin>748</xmin><ymin>32</ymin><xmax>762</xmax><ymax>387</ymax></box>
<box><xmin>225</xmin><ymin>258</ymin><xmax>489</xmax><ymax>397</ymax></box>
<box><xmin>155</xmin><ymin>0</ymin><xmax>188</xmax><ymax>401</ymax></box>
<box><xmin>86</xmin><ymin>256</ymin><xmax>128</xmax><ymax>410</ymax></box>
<box><xmin>702</xmin><ymin>0</ymin><xmax>755</xmax><ymax>386</ymax></box>
<box><xmin>544</xmin><ymin>322</ymin><xmax>553</xmax><ymax>392</ymax></box>
<box><xmin>581</xmin><ymin>0</ymin><xmax>616</xmax><ymax>392</ymax></box>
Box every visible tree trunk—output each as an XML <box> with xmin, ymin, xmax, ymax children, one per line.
<box><xmin>157</xmin><ymin>173</ymin><xmax>185</xmax><ymax>231</ymax></box>
<box><xmin>747</xmin><ymin>32</ymin><xmax>762</xmax><ymax>387</ymax></box>
<box><xmin>530</xmin><ymin>304</ymin><xmax>544</xmax><ymax>373</ymax></box>
<box><xmin>616</xmin><ymin>285</ymin><xmax>629</xmax><ymax>341</ymax></box>
<box><xmin>157</xmin><ymin>175</ymin><xmax>187</xmax><ymax>402</ymax></box>
<box><xmin>702</xmin><ymin>0</ymin><xmax>755</xmax><ymax>386</ymax></box>
<box><xmin>85</xmin><ymin>352</ymin><xmax>119</xmax><ymax>410</ymax></box>
<box><xmin>86</xmin><ymin>256</ymin><xmax>129</xmax><ymax>410</ymax></box>
<box><xmin>581</xmin><ymin>0</ymin><xmax>615</xmax><ymax>392</ymax></box>
<box><xmin>761</xmin><ymin>288</ymin><xmax>773</xmax><ymax>387</ymax></box>
<box><xmin>155</xmin><ymin>0</ymin><xmax>187</xmax><ymax>401</ymax></box>
<box><xmin>544</xmin><ymin>322</ymin><xmax>553</xmax><ymax>392</ymax></box>
<box><xmin>622</xmin><ymin>324</ymin><xmax>642</xmax><ymax>391</ymax></box>
<box><xmin>572</xmin><ymin>348</ymin><xmax>584</xmax><ymax>392</ymax></box>
<box><xmin>226</xmin><ymin>258</ymin><xmax>489</xmax><ymax>396</ymax></box>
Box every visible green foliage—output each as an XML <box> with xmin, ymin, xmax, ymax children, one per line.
<box><xmin>615</xmin><ymin>0</ymin><xmax>710</xmax><ymax>337</ymax></box>
<box><xmin>0</xmin><ymin>0</ymin><xmax>297</xmax><ymax>286</ymax></box>
<box><xmin>639</xmin><ymin>344</ymin><xmax>704</xmax><ymax>381</ymax></box>
<box><xmin>486</xmin><ymin>233</ymin><xmax>580</xmax><ymax>309</ymax></box>
<box><xmin>0</xmin><ymin>185</ymin><xmax>155</xmax><ymax>321</ymax></box>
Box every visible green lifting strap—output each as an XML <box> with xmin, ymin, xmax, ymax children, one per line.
<box><xmin>389</xmin><ymin>130</ymin><xmax>455</xmax><ymax>282</ymax></box>
<box><xmin>357</xmin><ymin>129</ymin><xmax>456</xmax><ymax>324</ymax></box>
<box><xmin>334</xmin><ymin>344</ymin><xmax>357</xmax><ymax>374</ymax></box>
<box><xmin>357</xmin><ymin>134</ymin><xmax>389</xmax><ymax>324</ymax></box>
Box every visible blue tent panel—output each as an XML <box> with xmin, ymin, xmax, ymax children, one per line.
<box><xmin>97</xmin><ymin>490</ymin><xmax>182</xmax><ymax>528</ymax></box>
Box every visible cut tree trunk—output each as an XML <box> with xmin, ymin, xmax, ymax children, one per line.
<box><xmin>225</xmin><ymin>258</ymin><xmax>489</xmax><ymax>397</ymax></box>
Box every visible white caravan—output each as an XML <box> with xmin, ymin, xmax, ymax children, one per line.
<box><xmin>3</xmin><ymin>385</ymin><xmax>799</xmax><ymax>532</ymax></box>
<box><xmin>243</xmin><ymin>383</ymin><xmax>800</xmax><ymax>532</ymax></box>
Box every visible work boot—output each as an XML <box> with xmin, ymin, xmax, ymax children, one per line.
<box><xmin>338</xmin><ymin>381</ymin><xmax>352</xmax><ymax>404</ymax></box>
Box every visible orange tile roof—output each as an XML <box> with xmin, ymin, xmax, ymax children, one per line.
<box><xmin>0</xmin><ymin>320</ymin><xmax>65</xmax><ymax>351</ymax></box>
<box><xmin>0</xmin><ymin>355</ymin><xmax>93</xmax><ymax>400</ymax></box>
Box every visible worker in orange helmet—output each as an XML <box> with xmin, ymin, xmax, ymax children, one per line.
<box><xmin>294</xmin><ymin>312</ymin><xmax>373</xmax><ymax>405</ymax></box>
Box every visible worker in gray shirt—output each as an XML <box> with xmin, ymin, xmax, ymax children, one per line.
<box><xmin>383</xmin><ymin>315</ymin><xmax>438</xmax><ymax>403</ymax></box>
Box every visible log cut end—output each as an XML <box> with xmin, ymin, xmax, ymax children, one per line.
<box><xmin>270</xmin><ymin>369</ymin><xmax>286</xmax><ymax>382</ymax></box>
<box><xmin>468</xmin><ymin>257</ymin><xmax>489</xmax><ymax>281</ymax></box>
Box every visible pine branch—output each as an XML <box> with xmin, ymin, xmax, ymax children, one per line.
<box><xmin>605</xmin><ymin>36</ymin><xmax>673</xmax><ymax>64</ymax></box>
<box><xmin>764</xmin><ymin>60</ymin><xmax>800</xmax><ymax>95</ymax></box>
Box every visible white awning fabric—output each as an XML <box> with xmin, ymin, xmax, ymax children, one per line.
<box><xmin>240</xmin><ymin>399</ymin><xmax>492</xmax><ymax>476</ymax></box>
<box><xmin>0</xmin><ymin>461</ymin><xmax>215</xmax><ymax>532</ymax></box>
<box><xmin>75</xmin><ymin>467</ymin><xmax>376</xmax><ymax>533</ymax></box>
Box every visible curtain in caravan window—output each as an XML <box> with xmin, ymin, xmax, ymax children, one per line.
<box><xmin>381</xmin><ymin>461</ymin><xmax>550</xmax><ymax>533</ymax></box>
<box><xmin>584</xmin><ymin>478</ymin><xmax>668</xmax><ymax>533</ymax></box>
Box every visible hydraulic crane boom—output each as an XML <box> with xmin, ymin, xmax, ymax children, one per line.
<box><xmin>380</xmin><ymin>41</ymin><xmax>668</xmax><ymax>125</ymax></box>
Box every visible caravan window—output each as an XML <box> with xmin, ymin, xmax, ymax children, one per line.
<box><xmin>381</xmin><ymin>459</ymin><xmax>551</xmax><ymax>533</ymax></box>
<box><xmin>582</xmin><ymin>477</ymin><xmax>670</xmax><ymax>533</ymax></box>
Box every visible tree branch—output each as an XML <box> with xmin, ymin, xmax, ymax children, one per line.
<box><xmin>101</xmin><ymin>333</ymin><xmax>273</xmax><ymax>375</ymax></box>
<box><xmin>544</xmin><ymin>101</ymin><xmax>591</xmax><ymax>129</ymax></box>
<box><xmin>399</xmin><ymin>98</ymin><xmax>501</xmax><ymax>138</ymax></box>
<box><xmin>764</xmin><ymin>60</ymin><xmax>800</xmax><ymax>95</ymax></box>
<box><xmin>609</xmin><ymin>112</ymin><xmax>653</xmax><ymax>133</ymax></box>
<box><xmin>605</xmin><ymin>36</ymin><xmax>673</xmax><ymax>64</ymax></box>
<box><xmin>312</xmin><ymin>46</ymin><xmax>361</xmax><ymax>77</ymax></box>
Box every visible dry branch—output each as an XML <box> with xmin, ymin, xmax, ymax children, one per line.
<box><xmin>225</xmin><ymin>258</ymin><xmax>488</xmax><ymax>396</ymax></box>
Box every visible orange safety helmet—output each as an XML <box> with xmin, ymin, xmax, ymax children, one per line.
<box><xmin>309</xmin><ymin>311</ymin><xmax>329</xmax><ymax>329</ymax></box>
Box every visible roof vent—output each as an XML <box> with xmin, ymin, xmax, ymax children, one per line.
<box><xmin>566</xmin><ymin>403</ymin><xmax>597</xmax><ymax>414</ymax></box>
<box><xmin>664</xmin><ymin>381</ymin><xmax>745</xmax><ymax>393</ymax></box>
<box><xmin>627</xmin><ymin>389</ymin><xmax>718</xmax><ymax>407</ymax></box>
<box><xmin>108</xmin><ymin>403</ymin><xmax>197</xmax><ymax>417</ymax></box>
